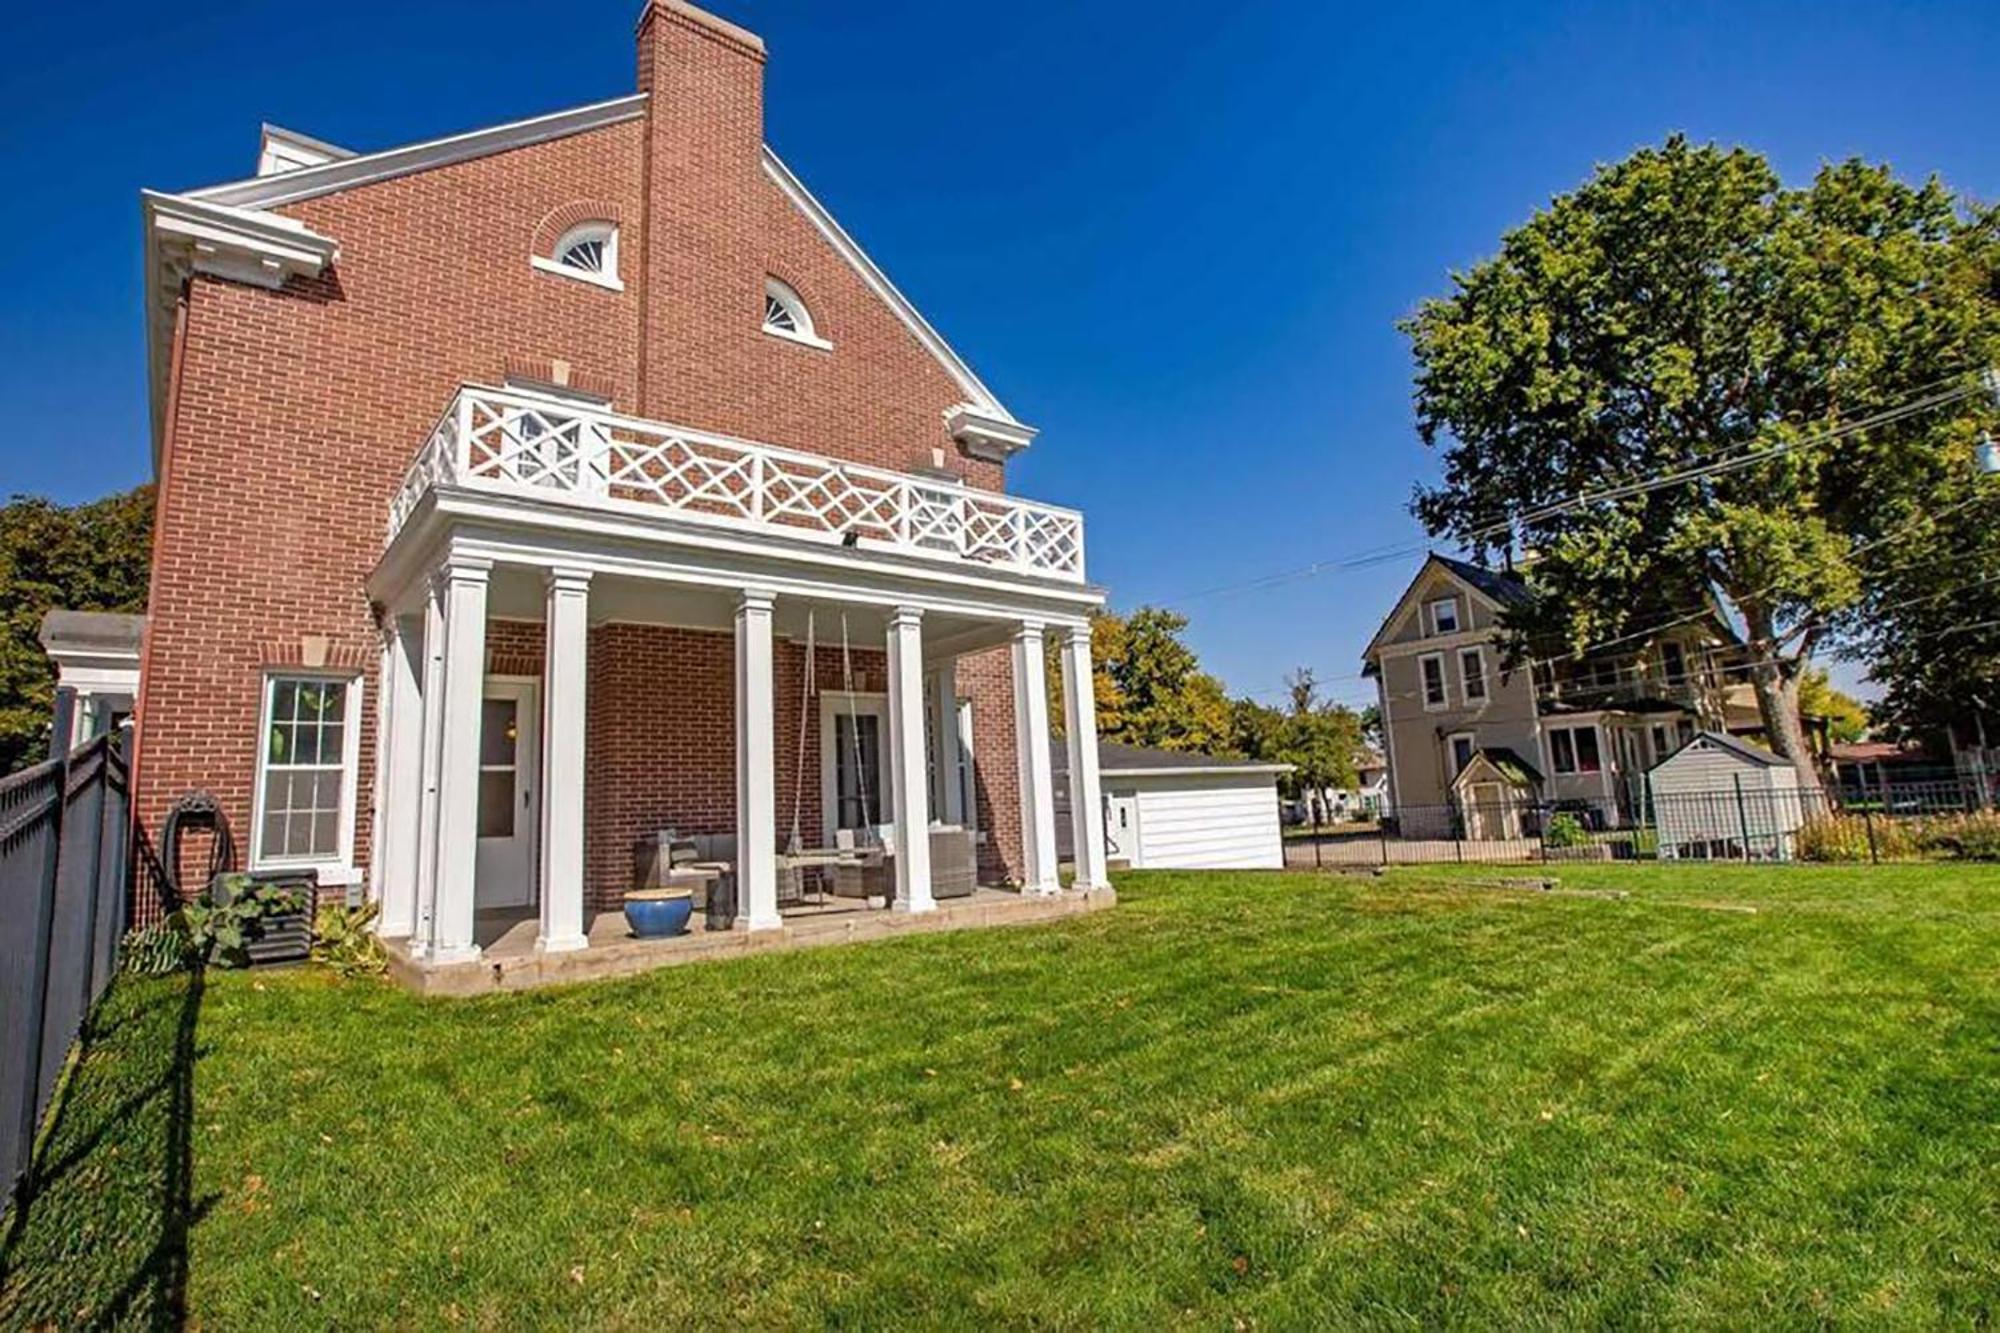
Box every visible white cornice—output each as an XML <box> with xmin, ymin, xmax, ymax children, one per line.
<box><xmin>145</xmin><ymin>191</ymin><xmax>340</xmax><ymax>289</ymax></box>
<box><xmin>762</xmin><ymin>148</ymin><xmax>1029</xmax><ymax>435</ymax></box>
<box><xmin>188</xmin><ymin>94</ymin><xmax>649</xmax><ymax>210</ymax></box>
<box><xmin>946</xmin><ymin>404</ymin><xmax>1037</xmax><ymax>460</ymax></box>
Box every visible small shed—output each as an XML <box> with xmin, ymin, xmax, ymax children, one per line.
<box><xmin>1054</xmin><ymin>741</ymin><xmax>1291</xmax><ymax>871</ymax></box>
<box><xmin>1646</xmin><ymin>731</ymin><xmax>1811</xmax><ymax>860</ymax></box>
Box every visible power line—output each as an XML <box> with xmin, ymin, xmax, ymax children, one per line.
<box><xmin>1166</xmin><ymin>372</ymin><xmax>1989</xmax><ymax>610</ymax></box>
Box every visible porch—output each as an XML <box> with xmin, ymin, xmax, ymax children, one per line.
<box><xmin>365</xmin><ymin>383</ymin><xmax>1114</xmax><ymax>978</ymax></box>
<box><xmin>386</xmin><ymin>884</ymin><xmax>1115</xmax><ymax>996</ymax></box>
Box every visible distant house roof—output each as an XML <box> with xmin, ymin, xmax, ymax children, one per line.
<box><xmin>38</xmin><ymin>610</ymin><xmax>147</xmax><ymax>658</ymax></box>
<box><xmin>1051</xmin><ymin>739</ymin><xmax>1291</xmax><ymax>778</ymax></box>
<box><xmin>1430</xmin><ymin>553</ymin><xmax>1530</xmax><ymax>608</ymax></box>
<box><xmin>1656</xmin><ymin>730</ymin><xmax>1789</xmax><ymax>770</ymax></box>
<box><xmin>1828</xmin><ymin>740</ymin><xmax>1930</xmax><ymax>765</ymax></box>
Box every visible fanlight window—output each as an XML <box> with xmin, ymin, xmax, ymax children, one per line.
<box><xmin>535</xmin><ymin>221</ymin><xmax>619</xmax><ymax>289</ymax></box>
<box><xmin>762</xmin><ymin>277</ymin><xmax>827</xmax><ymax>347</ymax></box>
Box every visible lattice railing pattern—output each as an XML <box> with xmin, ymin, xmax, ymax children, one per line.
<box><xmin>388</xmin><ymin>386</ymin><xmax>1084</xmax><ymax>581</ymax></box>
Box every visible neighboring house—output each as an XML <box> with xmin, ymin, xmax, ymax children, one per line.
<box><xmin>38</xmin><ymin>611</ymin><xmax>145</xmax><ymax>752</ymax></box>
<box><xmin>1055</xmin><ymin>742</ymin><xmax>1290</xmax><ymax>871</ymax></box>
<box><xmin>1648</xmin><ymin>731</ymin><xmax>1811</xmax><ymax>860</ymax></box>
<box><xmin>1362</xmin><ymin>554</ymin><xmax>1760</xmax><ymax>832</ymax></box>
<box><xmin>132</xmin><ymin>1</ymin><xmax>1111</xmax><ymax>966</ymax></box>
<box><xmin>1286</xmin><ymin>748</ymin><xmax>1390</xmax><ymax>824</ymax></box>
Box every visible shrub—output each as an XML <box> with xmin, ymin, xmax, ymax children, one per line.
<box><xmin>1798</xmin><ymin>813</ymin><xmax>1917</xmax><ymax>862</ymax></box>
<box><xmin>312</xmin><ymin>901</ymin><xmax>388</xmax><ymax>978</ymax></box>
<box><xmin>1914</xmin><ymin>811</ymin><xmax>2000</xmax><ymax>861</ymax></box>
<box><xmin>1543</xmin><ymin>812</ymin><xmax>1588</xmax><ymax>848</ymax></box>
<box><xmin>119</xmin><ymin>921</ymin><xmax>193</xmax><ymax>975</ymax></box>
<box><xmin>169</xmin><ymin>873</ymin><xmax>305</xmax><ymax>968</ymax></box>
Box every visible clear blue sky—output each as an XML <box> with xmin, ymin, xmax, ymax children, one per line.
<box><xmin>5</xmin><ymin>1</ymin><xmax>1996</xmax><ymax>706</ymax></box>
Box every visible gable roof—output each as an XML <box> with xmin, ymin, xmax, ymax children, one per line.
<box><xmin>1654</xmin><ymin>730</ymin><xmax>1788</xmax><ymax>771</ymax></box>
<box><xmin>1050</xmin><ymin>739</ymin><xmax>1291</xmax><ymax>778</ymax></box>
<box><xmin>146</xmin><ymin>92</ymin><xmax>1026</xmax><ymax>457</ymax></box>
<box><xmin>1452</xmin><ymin>746</ymin><xmax>1543</xmax><ymax>789</ymax></box>
<box><xmin>1362</xmin><ymin>552</ymin><xmax>1527</xmax><ymax>666</ymax></box>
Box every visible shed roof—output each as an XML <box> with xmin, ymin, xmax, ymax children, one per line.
<box><xmin>1050</xmin><ymin>739</ymin><xmax>1291</xmax><ymax>778</ymax></box>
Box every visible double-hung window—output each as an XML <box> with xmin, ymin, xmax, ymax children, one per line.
<box><xmin>1661</xmin><ymin>640</ymin><xmax>1688</xmax><ymax>686</ymax></box>
<box><xmin>1419</xmin><ymin>653</ymin><xmax>1448</xmax><ymax>710</ymax></box>
<box><xmin>254</xmin><ymin>674</ymin><xmax>362</xmax><ymax>873</ymax></box>
<box><xmin>1548</xmin><ymin>724</ymin><xmax>1602</xmax><ymax>776</ymax></box>
<box><xmin>1428</xmin><ymin>597</ymin><xmax>1460</xmax><ymax>635</ymax></box>
<box><xmin>1459</xmin><ymin>647</ymin><xmax>1488</xmax><ymax>704</ymax></box>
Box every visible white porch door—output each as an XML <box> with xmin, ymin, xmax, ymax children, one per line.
<box><xmin>475</xmin><ymin>679</ymin><xmax>540</xmax><ymax>910</ymax></box>
<box><xmin>821</xmin><ymin>693</ymin><xmax>892</xmax><ymax>845</ymax></box>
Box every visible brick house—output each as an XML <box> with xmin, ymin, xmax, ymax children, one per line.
<box><xmin>134</xmin><ymin>0</ymin><xmax>1111</xmax><ymax>967</ymax></box>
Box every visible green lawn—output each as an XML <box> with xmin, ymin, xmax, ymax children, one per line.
<box><xmin>5</xmin><ymin>865</ymin><xmax>1998</xmax><ymax>1327</ymax></box>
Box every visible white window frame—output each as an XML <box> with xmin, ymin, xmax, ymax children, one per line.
<box><xmin>763</xmin><ymin>276</ymin><xmax>833</xmax><ymax>350</ymax></box>
<box><xmin>1427</xmin><ymin>597</ymin><xmax>1460</xmax><ymax>636</ymax></box>
<box><xmin>251</xmin><ymin>671</ymin><xmax>364</xmax><ymax>881</ymax></box>
<box><xmin>1448</xmin><ymin>731</ymin><xmax>1477</xmax><ymax>778</ymax></box>
<box><xmin>531</xmin><ymin>221</ymin><xmax>623</xmax><ymax>291</ymax></box>
<box><xmin>1660</xmin><ymin>639</ymin><xmax>1688</xmax><ymax>686</ymax></box>
<box><xmin>1459</xmin><ymin>646</ymin><xmax>1488</xmax><ymax>705</ymax></box>
<box><xmin>1547</xmin><ymin>723</ymin><xmax>1603</xmax><ymax>777</ymax></box>
<box><xmin>1419</xmin><ymin>652</ymin><xmax>1449</xmax><ymax>712</ymax></box>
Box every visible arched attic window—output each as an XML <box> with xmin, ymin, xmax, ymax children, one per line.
<box><xmin>763</xmin><ymin>277</ymin><xmax>831</xmax><ymax>349</ymax></box>
<box><xmin>531</xmin><ymin>221</ymin><xmax>621</xmax><ymax>291</ymax></box>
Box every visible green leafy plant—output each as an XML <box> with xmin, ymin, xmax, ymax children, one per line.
<box><xmin>1914</xmin><ymin>811</ymin><xmax>2000</xmax><ymax>861</ymax></box>
<box><xmin>312</xmin><ymin>901</ymin><xmax>388</xmax><ymax>978</ymax></box>
<box><xmin>169</xmin><ymin>873</ymin><xmax>304</xmax><ymax>968</ymax></box>
<box><xmin>1543</xmin><ymin>812</ymin><xmax>1589</xmax><ymax>848</ymax></box>
<box><xmin>118</xmin><ymin>921</ymin><xmax>193</xmax><ymax>975</ymax></box>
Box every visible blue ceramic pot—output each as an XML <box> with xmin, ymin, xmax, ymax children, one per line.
<box><xmin>623</xmin><ymin>889</ymin><xmax>693</xmax><ymax>938</ymax></box>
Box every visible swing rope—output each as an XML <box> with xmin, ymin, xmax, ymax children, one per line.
<box><xmin>839</xmin><ymin>611</ymin><xmax>875</xmax><ymax>846</ymax></box>
<box><xmin>786</xmin><ymin>607</ymin><xmax>815</xmax><ymax>855</ymax></box>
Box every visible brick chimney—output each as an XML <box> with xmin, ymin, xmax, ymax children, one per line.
<box><xmin>635</xmin><ymin>0</ymin><xmax>767</xmax><ymax>425</ymax></box>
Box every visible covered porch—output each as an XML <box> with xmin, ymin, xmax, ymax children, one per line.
<box><xmin>365</xmin><ymin>384</ymin><xmax>1113</xmax><ymax>976</ymax></box>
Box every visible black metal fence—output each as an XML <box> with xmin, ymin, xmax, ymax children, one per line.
<box><xmin>0</xmin><ymin>731</ymin><xmax>132</xmax><ymax>1213</ymax></box>
<box><xmin>1286</xmin><ymin>775</ymin><xmax>1999</xmax><ymax>868</ymax></box>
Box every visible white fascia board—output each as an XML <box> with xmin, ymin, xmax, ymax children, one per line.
<box><xmin>762</xmin><ymin>148</ymin><xmax>1029</xmax><ymax>434</ymax></box>
<box><xmin>1105</xmin><ymin>765</ymin><xmax>1295</xmax><ymax>778</ymax></box>
<box><xmin>146</xmin><ymin>191</ymin><xmax>340</xmax><ymax>287</ymax></box>
<box><xmin>187</xmin><ymin>94</ymin><xmax>648</xmax><ymax>210</ymax></box>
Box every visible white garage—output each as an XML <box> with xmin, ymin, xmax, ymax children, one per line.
<box><xmin>1054</xmin><ymin>741</ymin><xmax>1291</xmax><ymax>871</ymax></box>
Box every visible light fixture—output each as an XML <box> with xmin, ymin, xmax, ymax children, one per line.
<box><xmin>841</xmin><ymin>529</ymin><xmax>861</xmax><ymax>548</ymax></box>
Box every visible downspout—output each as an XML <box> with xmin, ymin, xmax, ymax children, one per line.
<box><xmin>130</xmin><ymin>282</ymin><xmax>191</xmax><ymax>838</ymax></box>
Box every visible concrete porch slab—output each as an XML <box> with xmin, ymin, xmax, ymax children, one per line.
<box><xmin>383</xmin><ymin>884</ymin><xmax>1116</xmax><ymax>996</ymax></box>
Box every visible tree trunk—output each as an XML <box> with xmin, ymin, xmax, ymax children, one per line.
<box><xmin>1742</xmin><ymin>607</ymin><xmax>1821</xmax><ymax>789</ymax></box>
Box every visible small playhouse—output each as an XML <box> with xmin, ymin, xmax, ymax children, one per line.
<box><xmin>1647</xmin><ymin>732</ymin><xmax>1813</xmax><ymax>860</ymax></box>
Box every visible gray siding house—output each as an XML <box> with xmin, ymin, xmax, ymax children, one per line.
<box><xmin>1362</xmin><ymin>555</ymin><xmax>1761</xmax><ymax>831</ymax></box>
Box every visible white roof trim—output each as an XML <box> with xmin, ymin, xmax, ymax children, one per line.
<box><xmin>188</xmin><ymin>94</ymin><xmax>648</xmax><ymax>210</ymax></box>
<box><xmin>762</xmin><ymin>148</ymin><xmax>1023</xmax><ymax>429</ymax></box>
<box><xmin>1105</xmin><ymin>764</ymin><xmax>1294</xmax><ymax>778</ymax></box>
<box><xmin>145</xmin><ymin>191</ymin><xmax>340</xmax><ymax>287</ymax></box>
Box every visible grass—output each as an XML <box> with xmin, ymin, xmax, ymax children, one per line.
<box><xmin>5</xmin><ymin>864</ymin><xmax>1998</xmax><ymax>1327</ymax></box>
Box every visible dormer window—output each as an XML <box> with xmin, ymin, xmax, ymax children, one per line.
<box><xmin>763</xmin><ymin>277</ymin><xmax>831</xmax><ymax>350</ymax></box>
<box><xmin>532</xmin><ymin>222</ymin><xmax>621</xmax><ymax>291</ymax></box>
<box><xmin>1428</xmin><ymin>597</ymin><xmax>1460</xmax><ymax>636</ymax></box>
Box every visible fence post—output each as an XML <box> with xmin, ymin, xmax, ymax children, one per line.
<box><xmin>47</xmin><ymin>689</ymin><xmax>75</xmax><ymax>762</ymax></box>
<box><xmin>1863</xmin><ymin>807</ymin><xmax>1879</xmax><ymax>865</ymax></box>
<box><xmin>1378</xmin><ymin>821</ymin><xmax>1389</xmax><ymax>866</ymax></box>
<box><xmin>1311</xmin><ymin>799</ymin><xmax>1322</xmax><ymax>871</ymax></box>
<box><xmin>1732</xmin><ymin>773</ymin><xmax>1751</xmax><ymax>861</ymax></box>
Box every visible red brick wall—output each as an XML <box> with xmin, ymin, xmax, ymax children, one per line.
<box><xmin>136</xmin><ymin>0</ymin><xmax>1026</xmax><ymax>899</ymax></box>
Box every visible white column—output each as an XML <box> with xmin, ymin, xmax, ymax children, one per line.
<box><xmin>537</xmin><ymin>567</ymin><xmax>592</xmax><ymax>952</ymax></box>
<box><xmin>928</xmin><ymin>663</ymin><xmax>964</xmax><ymax>825</ymax></box>
<box><xmin>1059</xmin><ymin>623</ymin><xmax>1111</xmax><ymax>891</ymax></box>
<box><xmin>376</xmin><ymin>612</ymin><xmax>426</xmax><ymax>939</ymax></box>
<box><xmin>887</xmin><ymin>608</ymin><xmax>936</xmax><ymax>913</ymax></box>
<box><xmin>411</xmin><ymin>582</ymin><xmax>448</xmax><ymax>956</ymax></box>
<box><xmin>1012</xmin><ymin>620</ymin><xmax>1061</xmax><ymax>894</ymax></box>
<box><xmin>734</xmin><ymin>589</ymin><xmax>781</xmax><ymax>931</ymax></box>
<box><xmin>428</xmin><ymin>555</ymin><xmax>491</xmax><ymax>962</ymax></box>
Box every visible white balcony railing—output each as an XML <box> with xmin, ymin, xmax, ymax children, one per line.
<box><xmin>389</xmin><ymin>386</ymin><xmax>1085</xmax><ymax>582</ymax></box>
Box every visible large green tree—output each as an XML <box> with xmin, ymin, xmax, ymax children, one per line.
<box><xmin>0</xmin><ymin>486</ymin><xmax>154</xmax><ymax>773</ymax></box>
<box><xmin>1404</xmin><ymin>136</ymin><xmax>2000</xmax><ymax>781</ymax></box>
<box><xmin>1047</xmin><ymin>607</ymin><xmax>1233</xmax><ymax>753</ymax></box>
